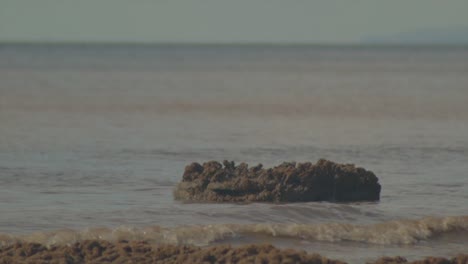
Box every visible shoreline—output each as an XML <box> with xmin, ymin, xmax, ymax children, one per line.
<box><xmin>0</xmin><ymin>240</ymin><xmax>466</xmax><ymax>264</ymax></box>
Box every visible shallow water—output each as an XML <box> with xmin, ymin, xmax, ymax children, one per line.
<box><xmin>1</xmin><ymin>44</ymin><xmax>467</xmax><ymax>263</ymax></box>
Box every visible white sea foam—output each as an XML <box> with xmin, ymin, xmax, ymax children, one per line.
<box><xmin>1</xmin><ymin>215</ymin><xmax>466</xmax><ymax>247</ymax></box>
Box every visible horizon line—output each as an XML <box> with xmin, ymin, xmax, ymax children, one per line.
<box><xmin>1</xmin><ymin>40</ymin><xmax>468</xmax><ymax>48</ymax></box>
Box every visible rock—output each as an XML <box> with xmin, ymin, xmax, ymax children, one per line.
<box><xmin>1</xmin><ymin>241</ymin><xmax>466</xmax><ymax>264</ymax></box>
<box><xmin>369</xmin><ymin>254</ymin><xmax>468</xmax><ymax>264</ymax></box>
<box><xmin>0</xmin><ymin>241</ymin><xmax>346</xmax><ymax>264</ymax></box>
<box><xmin>174</xmin><ymin>159</ymin><xmax>381</xmax><ymax>203</ymax></box>
<box><xmin>370</xmin><ymin>256</ymin><xmax>409</xmax><ymax>264</ymax></box>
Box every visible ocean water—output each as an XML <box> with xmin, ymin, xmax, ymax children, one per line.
<box><xmin>0</xmin><ymin>44</ymin><xmax>467</xmax><ymax>263</ymax></box>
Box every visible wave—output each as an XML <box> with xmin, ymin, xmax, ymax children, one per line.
<box><xmin>1</xmin><ymin>215</ymin><xmax>467</xmax><ymax>247</ymax></box>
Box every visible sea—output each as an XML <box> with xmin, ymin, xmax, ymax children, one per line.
<box><xmin>0</xmin><ymin>44</ymin><xmax>467</xmax><ymax>263</ymax></box>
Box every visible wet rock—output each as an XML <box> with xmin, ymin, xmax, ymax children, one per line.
<box><xmin>0</xmin><ymin>241</ymin><xmax>345</xmax><ymax>264</ymax></box>
<box><xmin>174</xmin><ymin>159</ymin><xmax>381</xmax><ymax>203</ymax></box>
<box><xmin>371</xmin><ymin>256</ymin><xmax>409</xmax><ymax>264</ymax></box>
<box><xmin>370</xmin><ymin>254</ymin><xmax>468</xmax><ymax>264</ymax></box>
<box><xmin>1</xmin><ymin>241</ymin><xmax>466</xmax><ymax>264</ymax></box>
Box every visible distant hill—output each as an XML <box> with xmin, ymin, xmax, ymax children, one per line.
<box><xmin>363</xmin><ymin>27</ymin><xmax>468</xmax><ymax>45</ymax></box>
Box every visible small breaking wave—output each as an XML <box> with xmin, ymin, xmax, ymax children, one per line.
<box><xmin>1</xmin><ymin>215</ymin><xmax>467</xmax><ymax>247</ymax></box>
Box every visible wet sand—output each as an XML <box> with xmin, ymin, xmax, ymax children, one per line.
<box><xmin>0</xmin><ymin>240</ymin><xmax>466</xmax><ymax>264</ymax></box>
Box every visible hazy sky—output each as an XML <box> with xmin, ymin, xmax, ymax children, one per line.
<box><xmin>1</xmin><ymin>0</ymin><xmax>468</xmax><ymax>43</ymax></box>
